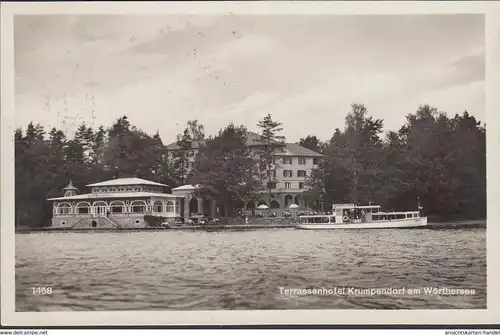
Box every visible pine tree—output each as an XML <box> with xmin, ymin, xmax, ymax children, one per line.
<box><xmin>256</xmin><ymin>114</ymin><xmax>286</xmax><ymax>211</ymax></box>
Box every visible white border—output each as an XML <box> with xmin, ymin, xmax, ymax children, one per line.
<box><xmin>2</xmin><ymin>1</ymin><xmax>500</xmax><ymax>327</ymax></box>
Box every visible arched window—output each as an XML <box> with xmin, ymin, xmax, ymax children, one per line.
<box><xmin>153</xmin><ymin>201</ymin><xmax>163</xmax><ymax>213</ymax></box>
<box><xmin>130</xmin><ymin>200</ymin><xmax>147</xmax><ymax>213</ymax></box>
<box><xmin>92</xmin><ymin>201</ymin><xmax>109</xmax><ymax>216</ymax></box>
<box><xmin>75</xmin><ymin>202</ymin><xmax>91</xmax><ymax>214</ymax></box>
<box><xmin>257</xmin><ymin>200</ymin><xmax>267</xmax><ymax>207</ymax></box>
<box><xmin>57</xmin><ymin>202</ymin><xmax>72</xmax><ymax>215</ymax></box>
<box><xmin>270</xmin><ymin>200</ymin><xmax>280</xmax><ymax>209</ymax></box>
<box><xmin>166</xmin><ymin>201</ymin><xmax>174</xmax><ymax>212</ymax></box>
<box><xmin>110</xmin><ymin>200</ymin><xmax>126</xmax><ymax>214</ymax></box>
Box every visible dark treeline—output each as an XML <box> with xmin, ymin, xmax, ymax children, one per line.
<box><xmin>302</xmin><ymin>104</ymin><xmax>486</xmax><ymax>220</ymax></box>
<box><xmin>15</xmin><ymin>103</ymin><xmax>485</xmax><ymax>227</ymax></box>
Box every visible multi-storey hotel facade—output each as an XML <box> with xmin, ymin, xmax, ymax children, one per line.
<box><xmin>166</xmin><ymin>132</ymin><xmax>323</xmax><ymax>215</ymax></box>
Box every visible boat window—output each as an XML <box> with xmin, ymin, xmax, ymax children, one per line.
<box><xmin>389</xmin><ymin>215</ymin><xmax>396</xmax><ymax>220</ymax></box>
<box><xmin>372</xmin><ymin>208</ymin><xmax>379</xmax><ymax>213</ymax></box>
<box><xmin>372</xmin><ymin>215</ymin><xmax>378</xmax><ymax>221</ymax></box>
<box><xmin>379</xmin><ymin>215</ymin><xmax>386</xmax><ymax>220</ymax></box>
<box><xmin>314</xmin><ymin>217</ymin><xmax>322</xmax><ymax>223</ymax></box>
<box><xmin>321</xmin><ymin>217</ymin><xmax>330</xmax><ymax>223</ymax></box>
<box><xmin>366</xmin><ymin>208</ymin><xmax>372</xmax><ymax>213</ymax></box>
<box><xmin>396</xmin><ymin>214</ymin><xmax>405</xmax><ymax>219</ymax></box>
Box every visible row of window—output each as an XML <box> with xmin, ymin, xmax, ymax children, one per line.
<box><xmin>268</xmin><ymin>170</ymin><xmax>307</xmax><ymax>178</ymax></box>
<box><xmin>55</xmin><ymin>201</ymin><xmax>179</xmax><ymax>215</ymax></box>
<box><xmin>372</xmin><ymin>213</ymin><xmax>419</xmax><ymax>221</ymax></box>
<box><xmin>185</xmin><ymin>158</ymin><xmax>319</xmax><ymax>169</ymax></box>
<box><xmin>91</xmin><ymin>186</ymin><xmax>163</xmax><ymax>193</ymax></box>
<box><xmin>271</xmin><ymin>157</ymin><xmax>318</xmax><ymax>165</ymax></box>
<box><xmin>267</xmin><ymin>182</ymin><xmax>305</xmax><ymax>189</ymax></box>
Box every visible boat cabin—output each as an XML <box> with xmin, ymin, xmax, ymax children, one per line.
<box><xmin>300</xmin><ymin>203</ymin><xmax>422</xmax><ymax>224</ymax></box>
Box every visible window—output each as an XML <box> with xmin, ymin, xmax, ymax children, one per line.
<box><xmin>76</xmin><ymin>202</ymin><xmax>91</xmax><ymax>214</ymax></box>
<box><xmin>130</xmin><ymin>201</ymin><xmax>147</xmax><ymax>213</ymax></box>
<box><xmin>298</xmin><ymin>170</ymin><xmax>306</xmax><ymax>177</ymax></box>
<box><xmin>283</xmin><ymin>158</ymin><xmax>292</xmax><ymax>164</ymax></box>
<box><xmin>372</xmin><ymin>208</ymin><xmax>379</xmax><ymax>213</ymax></box>
<box><xmin>58</xmin><ymin>203</ymin><xmax>72</xmax><ymax>215</ymax></box>
<box><xmin>166</xmin><ymin>201</ymin><xmax>174</xmax><ymax>212</ymax></box>
<box><xmin>299</xmin><ymin>182</ymin><xmax>305</xmax><ymax>189</ymax></box>
<box><xmin>283</xmin><ymin>170</ymin><xmax>292</xmax><ymax>177</ymax></box>
<box><xmin>135</xmin><ymin>220</ymin><xmax>140</xmax><ymax>224</ymax></box>
<box><xmin>298</xmin><ymin>157</ymin><xmax>306</xmax><ymax>165</ymax></box>
<box><xmin>268</xmin><ymin>170</ymin><xmax>277</xmax><ymax>178</ymax></box>
<box><xmin>110</xmin><ymin>201</ymin><xmax>126</xmax><ymax>213</ymax></box>
<box><xmin>153</xmin><ymin>201</ymin><xmax>163</xmax><ymax>213</ymax></box>
<box><xmin>313</xmin><ymin>158</ymin><xmax>318</xmax><ymax>165</ymax></box>
<box><xmin>285</xmin><ymin>182</ymin><xmax>291</xmax><ymax>189</ymax></box>
<box><xmin>396</xmin><ymin>214</ymin><xmax>405</xmax><ymax>220</ymax></box>
<box><xmin>267</xmin><ymin>182</ymin><xmax>277</xmax><ymax>189</ymax></box>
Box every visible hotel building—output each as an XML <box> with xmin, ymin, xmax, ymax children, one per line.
<box><xmin>165</xmin><ymin>132</ymin><xmax>323</xmax><ymax>215</ymax></box>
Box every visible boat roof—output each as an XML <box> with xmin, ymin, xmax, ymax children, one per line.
<box><xmin>86</xmin><ymin>178</ymin><xmax>167</xmax><ymax>187</ymax></box>
<box><xmin>374</xmin><ymin>211</ymin><xmax>419</xmax><ymax>214</ymax></box>
<box><xmin>332</xmin><ymin>203</ymin><xmax>381</xmax><ymax>209</ymax></box>
<box><xmin>47</xmin><ymin>192</ymin><xmax>182</xmax><ymax>201</ymax></box>
<box><xmin>299</xmin><ymin>214</ymin><xmax>336</xmax><ymax>217</ymax></box>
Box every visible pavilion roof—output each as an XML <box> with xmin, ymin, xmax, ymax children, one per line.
<box><xmin>86</xmin><ymin>178</ymin><xmax>167</xmax><ymax>187</ymax></box>
<box><xmin>47</xmin><ymin>192</ymin><xmax>181</xmax><ymax>201</ymax></box>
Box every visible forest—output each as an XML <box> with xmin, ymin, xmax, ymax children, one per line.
<box><xmin>14</xmin><ymin>103</ymin><xmax>486</xmax><ymax>227</ymax></box>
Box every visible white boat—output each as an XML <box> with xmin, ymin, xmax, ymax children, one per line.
<box><xmin>295</xmin><ymin>203</ymin><xmax>428</xmax><ymax>230</ymax></box>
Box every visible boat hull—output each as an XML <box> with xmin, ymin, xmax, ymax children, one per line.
<box><xmin>295</xmin><ymin>217</ymin><xmax>428</xmax><ymax>230</ymax></box>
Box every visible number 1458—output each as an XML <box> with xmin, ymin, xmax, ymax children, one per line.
<box><xmin>32</xmin><ymin>287</ymin><xmax>52</xmax><ymax>295</ymax></box>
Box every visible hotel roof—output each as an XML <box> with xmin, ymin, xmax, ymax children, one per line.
<box><xmin>165</xmin><ymin>132</ymin><xmax>323</xmax><ymax>157</ymax></box>
<box><xmin>47</xmin><ymin>192</ymin><xmax>181</xmax><ymax>201</ymax></box>
<box><xmin>86</xmin><ymin>178</ymin><xmax>167</xmax><ymax>187</ymax></box>
<box><xmin>277</xmin><ymin>143</ymin><xmax>324</xmax><ymax>157</ymax></box>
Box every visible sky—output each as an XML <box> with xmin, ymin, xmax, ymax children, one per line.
<box><xmin>14</xmin><ymin>14</ymin><xmax>485</xmax><ymax>144</ymax></box>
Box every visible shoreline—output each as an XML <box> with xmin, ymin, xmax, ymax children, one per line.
<box><xmin>14</xmin><ymin>219</ymin><xmax>486</xmax><ymax>233</ymax></box>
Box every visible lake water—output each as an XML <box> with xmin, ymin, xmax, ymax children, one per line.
<box><xmin>15</xmin><ymin>227</ymin><xmax>486</xmax><ymax>311</ymax></box>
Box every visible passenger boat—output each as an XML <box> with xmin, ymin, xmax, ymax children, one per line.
<box><xmin>295</xmin><ymin>203</ymin><xmax>427</xmax><ymax>229</ymax></box>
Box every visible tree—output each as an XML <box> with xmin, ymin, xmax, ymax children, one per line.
<box><xmin>190</xmin><ymin>124</ymin><xmax>262</xmax><ymax>217</ymax></box>
<box><xmin>298</xmin><ymin>135</ymin><xmax>324</xmax><ymax>154</ymax></box>
<box><xmin>256</xmin><ymin>114</ymin><xmax>286</xmax><ymax>210</ymax></box>
<box><xmin>306</xmin><ymin>104</ymin><xmax>384</xmax><ymax>209</ymax></box>
<box><xmin>171</xmin><ymin>120</ymin><xmax>206</xmax><ymax>186</ymax></box>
